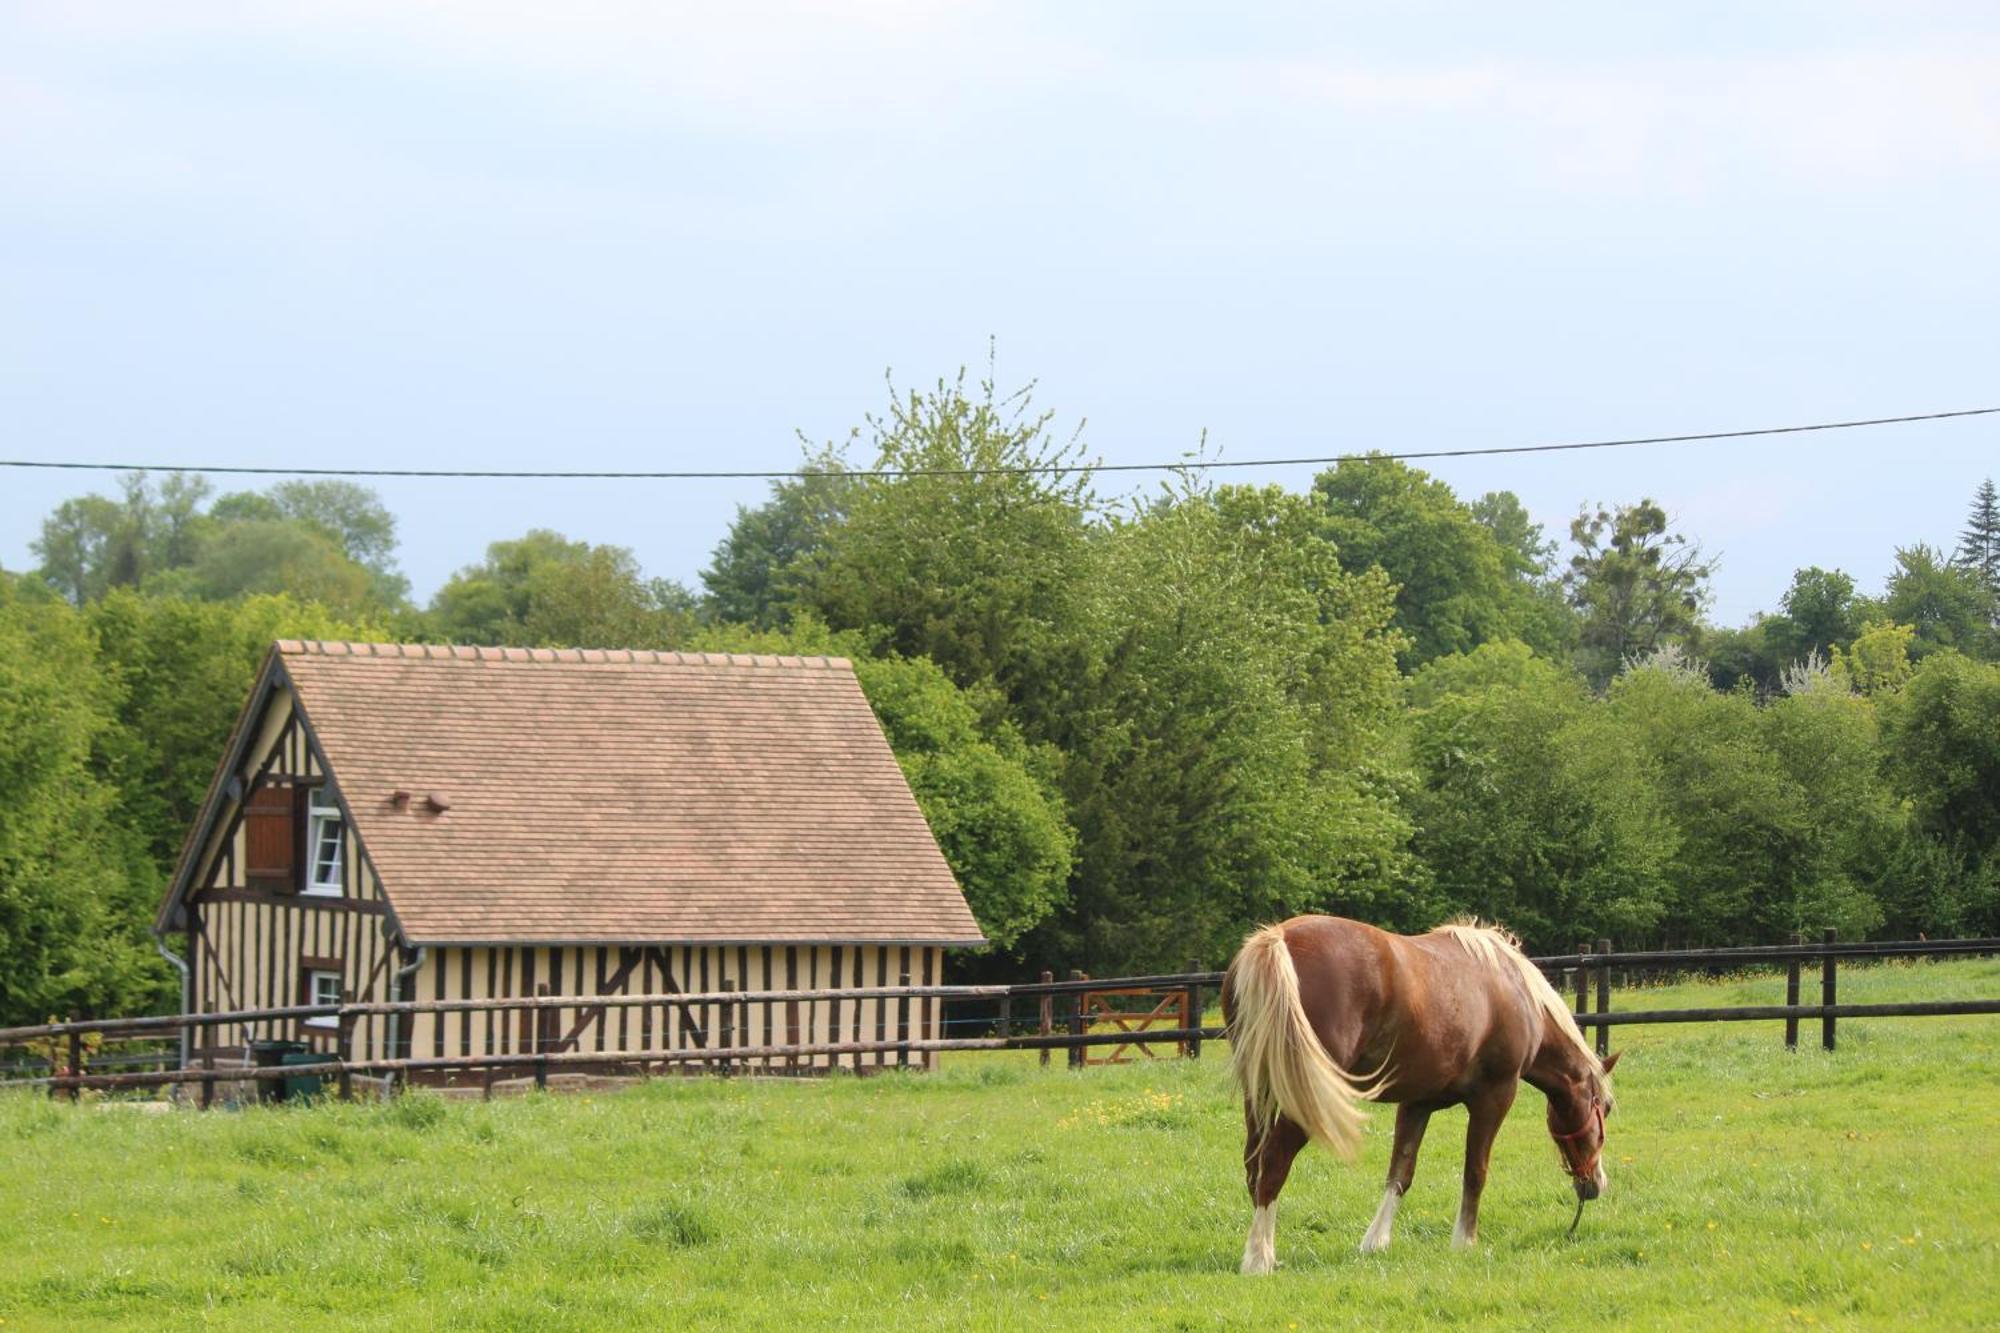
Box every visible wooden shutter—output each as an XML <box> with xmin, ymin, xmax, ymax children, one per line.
<box><xmin>244</xmin><ymin>784</ymin><xmax>304</xmax><ymax>890</ymax></box>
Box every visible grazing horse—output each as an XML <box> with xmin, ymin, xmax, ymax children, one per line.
<box><xmin>1223</xmin><ymin>916</ymin><xmax>1619</xmax><ymax>1273</ymax></box>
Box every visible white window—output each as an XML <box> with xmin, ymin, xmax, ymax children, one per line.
<box><xmin>305</xmin><ymin>969</ymin><xmax>343</xmax><ymax>1028</ymax></box>
<box><xmin>305</xmin><ymin>802</ymin><xmax>344</xmax><ymax>896</ymax></box>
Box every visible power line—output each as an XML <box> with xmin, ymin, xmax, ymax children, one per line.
<box><xmin>0</xmin><ymin>406</ymin><xmax>1992</xmax><ymax>482</ymax></box>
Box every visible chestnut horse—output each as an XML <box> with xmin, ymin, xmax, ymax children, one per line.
<box><xmin>1222</xmin><ymin>916</ymin><xmax>1619</xmax><ymax>1272</ymax></box>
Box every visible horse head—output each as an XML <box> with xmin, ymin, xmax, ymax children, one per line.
<box><xmin>1548</xmin><ymin>1048</ymin><xmax>1620</xmax><ymax>1200</ymax></box>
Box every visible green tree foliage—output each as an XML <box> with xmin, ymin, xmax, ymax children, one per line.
<box><xmin>849</xmin><ymin>655</ymin><xmax>1075</xmax><ymax>952</ymax></box>
<box><xmin>32</xmin><ymin>473</ymin><xmax>408</xmax><ymax>614</ymax></box>
<box><xmin>1757</xmin><ymin>665</ymin><xmax>1900</xmax><ymax>939</ymax></box>
<box><xmin>1841</xmin><ymin>621</ymin><xmax>1916</xmax><ymax>696</ymax></box>
<box><xmin>1701</xmin><ymin>620</ymin><xmax>1779</xmax><ymax>696</ymax></box>
<box><xmin>82</xmin><ymin>591</ymin><xmax>385</xmax><ymax>867</ymax></box>
<box><xmin>1564</xmin><ymin>500</ymin><xmax>1712</xmax><ymax>687</ymax></box>
<box><xmin>1884</xmin><ymin>545</ymin><xmax>1996</xmax><ymax>661</ymax></box>
<box><xmin>428</xmin><ymin>530</ymin><xmax>696</xmax><ymax>649</ymax></box>
<box><xmin>1405</xmin><ymin>642</ymin><xmax>1674</xmax><ymax>949</ymax></box>
<box><xmin>1310</xmin><ymin>458</ymin><xmax>1525</xmax><ymax>668</ymax></box>
<box><xmin>1956</xmin><ymin>477</ymin><xmax>2000</xmax><ymax>594</ymax></box>
<box><xmin>16</xmin><ymin>378</ymin><xmax>2000</xmax><ymax>1003</ymax></box>
<box><xmin>1471</xmin><ymin>490</ymin><xmax>1578</xmax><ymax>659</ymax></box>
<box><xmin>0</xmin><ymin>587</ymin><xmax>171</xmax><ymax>1024</ymax></box>
<box><xmin>1765</xmin><ymin>567</ymin><xmax>1870</xmax><ymax>665</ymax></box>
<box><xmin>1879</xmin><ymin>652</ymin><xmax>2000</xmax><ymax>933</ymax></box>
<box><xmin>1601</xmin><ymin>650</ymin><xmax>1892</xmax><ymax>943</ymax></box>
<box><xmin>793</xmin><ymin>371</ymin><xmax>1095</xmax><ymax>737</ymax></box>
<box><xmin>1051</xmin><ymin>482</ymin><xmax>1418</xmax><ymax>972</ymax></box>
<box><xmin>701</xmin><ymin>461</ymin><xmax>850</xmax><ymax>628</ymax></box>
<box><xmin>33</xmin><ymin>473</ymin><xmax>212</xmax><ymax>603</ymax></box>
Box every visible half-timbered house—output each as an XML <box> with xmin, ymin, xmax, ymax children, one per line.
<box><xmin>153</xmin><ymin>640</ymin><xmax>984</xmax><ymax>1082</ymax></box>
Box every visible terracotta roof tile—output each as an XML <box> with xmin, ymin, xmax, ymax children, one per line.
<box><xmin>277</xmin><ymin>641</ymin><xmax>979</xmax><ymax>947</ymax></box>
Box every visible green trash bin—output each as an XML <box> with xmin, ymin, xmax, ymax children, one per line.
<box><xmin>248</xmin><ymin>1039</ymin><xmax>308</xmax><ymax>1103</ymax></box>
<box><xmin>280</xmin><ymin>1048</ymin><xmax>330</xmax><ymax>1103</ymax></box>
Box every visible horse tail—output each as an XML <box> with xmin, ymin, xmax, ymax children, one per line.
<box><xmin>1226</xmin><ymin>923</ymin><xmax>1373</xmax><ymax>1161</ymax></box>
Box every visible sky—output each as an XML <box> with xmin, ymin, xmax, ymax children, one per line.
<box><xmin>2</xmin><ymin>2</ymin><xmax>1996</xmax><ymax>625</ymax></box>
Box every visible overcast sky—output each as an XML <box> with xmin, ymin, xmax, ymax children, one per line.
<box><xmin>3</xmin><ymin>3</ymin><xmax>1996</xmax><ymax>624</ymax></box>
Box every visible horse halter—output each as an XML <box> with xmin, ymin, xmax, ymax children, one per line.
<box><xmin>1552</xmin><ymin>1098</ymin><xmax>1606</xmax><ymax>1180</ymax></box>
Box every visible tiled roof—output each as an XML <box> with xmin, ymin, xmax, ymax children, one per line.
<box><xmin>275</xmin><ymin>641</ymin><xmax>984</xmax><ymax>946</ymax></box>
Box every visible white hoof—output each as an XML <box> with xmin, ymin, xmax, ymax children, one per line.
<box><xmin>1359</xmin><ymin>1185</ymin><xmax>1401</xmax><ymax>1254</ymax></box>
<box><xmin>1241</xmin><ymin>1203</ymin><xmax>1277</xmax><ymax>1275</ymax></box>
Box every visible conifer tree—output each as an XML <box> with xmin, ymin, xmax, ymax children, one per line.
<box><xmin>1957</xmin><ymin>477</ymin><xmax>2000</xmax><ymax>596</ymax></box>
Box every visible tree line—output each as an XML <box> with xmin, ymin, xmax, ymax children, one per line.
<box><xmin>3</xmin><ymin>373</ymin><xmax>1996</xmax><ymax>1023</ymax></box>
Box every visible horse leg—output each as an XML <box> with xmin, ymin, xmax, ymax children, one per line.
<box><xmin>1453</xmin><ymin>1082</ymin><xmax>1518</xmax><ymax>1248</ymax></box>
<box><xmin>1360</xmin><ymin>1103</ymin><xmax>1431</xmax><ymax>1254</ymax></box>
<box><xmin>1241</xmin><ymin>1110</ymin><xmax>1308</xmax><ymax>1275</ymax></box>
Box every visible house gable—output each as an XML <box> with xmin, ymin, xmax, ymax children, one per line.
<box><xmin>272</xmin><ymin>641</ymin><xmax>985</xmax><ymax>948</ymax></box>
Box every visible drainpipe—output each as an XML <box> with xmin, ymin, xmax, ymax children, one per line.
<box><xmin>155</xmin><ymin>936</ymin><xmax>193</xmax><ymax>1077</ymax></box>
<box><xmin>383</xmin><ymin>944</ymin><xmax>428</xmax><ymax>1092</ymax></box>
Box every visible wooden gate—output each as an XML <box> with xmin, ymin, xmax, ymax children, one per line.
<box><xmin>1079</xmin><ymin>987</ymin><xmax>1194</xmax><ymax>1064</ymax></box>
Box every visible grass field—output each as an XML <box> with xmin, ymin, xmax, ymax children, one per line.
<box><xmin>3</xmin><ymin>959</ymin><xmax>1997</xmax><ymax>1330</ymax></box>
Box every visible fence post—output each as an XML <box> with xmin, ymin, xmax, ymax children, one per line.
<box><xmin>718</xmin><ymin>981</ymin><xmax>735</xmax><ymax>1077</ymax></box>
<box><xmin>67</xmin><ymin>1027</ymin><xmax>83</xmax><ymax>1104</ymax></box>
<box><xmin>1185</xmin><ymin>960</ymin><xmax>1203</xmax><ymax>1061</ymax></box>
<box><xmin>535</xmin><ymin>983</ymin><xmax>551</xmax><ymax>1089</ymax></box>
<box><xmin>1594</xmin><ymin>939</ymin><xmax>1612</xmax><ymax>1058</ymax></box>
<box><xmin>898</xmin><ymin>966</ymin><xmax>913</xmax><ymax>1068</ymax></box>
<box><xmin>49</xmin><ymin>1017</ymin><xmax>70</xmax><ymax>1102</ymax></box>
<box><xmin>1038</xmin><ymin>970</ymin><xmax>1053</xmax><ymax>1068</ymax></box>
<box><xmin>200</xmin><ymin>1042</ymin><xmax>214</xmax><ymax>1111</ymax></box>
<box><xmin>996</xmin><ymin>992</ymin><xmax>1013</xmax><ymax>1044</ymax></box>
<box><xmin>1067</xmin><ymin>969</ymin><xmax>1086</xmax><ymax>1070</ymax></box>
<box><xmin>337</xmin><ymin>988</ymin><xmax>355</xmax><ymax>1101</ymax></box>
<box><xmin>1822</xmin><ymin>928</ymin><xmax>1838</xmax><ymax>1052</ymax></box>
<box><xmin>1784</xmin><ymin>932</ymin><xmax>1803</xmax><ymax>1050</ymax></box>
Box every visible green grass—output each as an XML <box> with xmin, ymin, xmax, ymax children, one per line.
<box><xmin>3</xmin><ymin>959</ymin><xmax>1996</xmax><ymax>1330</ymax></box>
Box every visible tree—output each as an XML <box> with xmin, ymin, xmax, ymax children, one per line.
<box><xmin>84</xmin><ymin>591</ymin><xmax>386</xmax><ymax>867</ymax></box>
<box><xmin>1404</xmin><ymin>641</ymin><xmax>1675</xmax><ymax>949</ymax></box>
<box><xmin>1049</xmin><ymin>481</ymin><xmax>1418</xmax><ymax>972</ymax></box>
<box><xmin>1763</xmin><ymin>567</ymin><xmax>1870</xmax><ymax>667</ymax></box>
<box><xmin>1601</xmin><ymin>650</ymin><xmax>1819</xmax><ymax>943</ymax></box>
<box><xmin>1471</xmin><ymin>490</ymin><xmax>1578</xmax><ymax>660</ymax></box>
<box><xmin>1700</xmin><ymin>621</ymin><xmax>1780</xmax><ymax>696</ymax></box>
<box><xmin>1880</xmin><ymin>652</ymin><xmax>2000</xmax><ymax>912</ymax></box>
<box><xmin>32</xmin><ymin>473</ymin><xmax>212</xmax><ymax>603</ymax></box>
<box><xmin>33</xmin><ymin>473</ymin><xmax>409</xmax><ymax>613</ymax></box>
<box><xmin>170</xmin><ymin>521</ymin><xmax>379</xmax><ymax>615</ymax></box>
<box><xmin>1881</xmin><ymin>545</ymin><xmax>1995</xmax><ymax>661</ymax></box>
<box><xmin>701</xmin><ymin>460</ymin><xmax>850</xmax><ymax>628</ymax></box>
<box><xmin>1757</xmin><ymin>665</ymin><xmax>1898</xmax><ymax>940</ymax></box>
<box><xmin>850</xmin><ymin>654</ymin><xmax>1075</xmax><ymax>952</ymax></box>
<box><xmin>1564</xmin><ymin>500</ymin><xmax>1712</xmax><ymax>687</ymax></box>
<box><xmin>795</xmin><ymin>368</ymin><xmax>1096</xmax><ymax>738</ymax></box>
<box><xmin>1957</xmin><ymin>477</ymin><xmax>2000</xmax><ymax>594</ymax></box>
<box><xmin>1840</xmin><ymin>621</ymin><xmax>1916</xmax><ymax>696</ymax></box>
<box><xmin>429</xmin><ymin>530</ymin><xmax>695</xmax><ymax>649</ymax></box>
<box><xmin>1311</xmin><ymin>458</ymin><xmax>1524</xmax><ymax>668</ymax></box>
<box><xmin>0</xmin><ymin>587</ymin><xmax>171</xmax><ymax>1024</ymax></box>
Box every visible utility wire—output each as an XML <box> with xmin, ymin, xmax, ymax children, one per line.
<box><xmin>0</xmin><ymin>406</ymin><xmax>1992</xmax><ymax>482</ymax></box>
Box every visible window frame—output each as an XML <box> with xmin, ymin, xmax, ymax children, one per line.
<box><xmin>303</xmin><ymin>967</ymin><xmax>344</xmax><ymax>1029</ymax></box>
<box><xmin>303</xmin><ymin>799</ymin><xmax>345</xmax><ymax>897</ymax></box>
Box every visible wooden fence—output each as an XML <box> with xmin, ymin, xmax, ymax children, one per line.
<box><xmin>3</xmin><ymin>935</ymin><xmax>1995</xmax><ymax>1102</ymax></box>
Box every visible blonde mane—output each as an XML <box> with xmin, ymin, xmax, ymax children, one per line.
<box><xmin>1430</xmin><ymin>920</ymin><xmax>1613</xmax><ymax>1106</ymax></box>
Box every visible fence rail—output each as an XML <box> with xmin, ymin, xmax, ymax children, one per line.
<box><xmin>5</xmin><ymin>935</ymin><xmax>1994</xmax><ymax>1102</ymax></box>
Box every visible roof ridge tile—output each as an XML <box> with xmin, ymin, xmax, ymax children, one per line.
<box><xmin>275</xmin><ymin>640</ymin><xmax>852</xmax><ymax>671</ymax></box>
